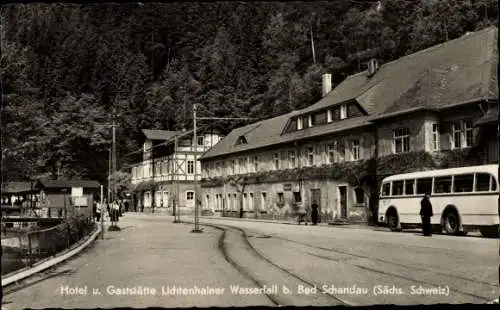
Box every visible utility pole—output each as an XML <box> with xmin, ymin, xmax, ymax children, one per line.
<box><xmin>100</xmin><ymin>185</ymin><xmax>104</xmax><ymax>239</ymax></box>
<box><xmin>112</xmin><ymin>110</ymin><xmax>117</xmax><ymax>203</ymax></box>
<box><xmin>174</xmin><ymin>135</ymin><xmax>181</xmax><ymax>223</ymax></box>
<box><xmin>191</xmin><ymin>104</ymin><xmax>202</xmax><ymax>233</ymax></box>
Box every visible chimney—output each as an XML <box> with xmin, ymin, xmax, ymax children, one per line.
<box><xmin>322</xmin><ymin>73</ymin><xmax>332</xmax><ymax>97</ymax></box>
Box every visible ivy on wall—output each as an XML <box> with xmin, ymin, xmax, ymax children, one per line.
<box><xmin>201</xmin><ymin>148</ymin><xmax>485</xmax><ymax>190</ymax></box>
<box><xmin>132</xmin><ymin>180</ymin><xmax>156</xmax><ymax>192</ymax></box>
<box><xmin>200</xmin><ymin>159</ymin><xmax>377</xmax><ymax>189</ymax></box>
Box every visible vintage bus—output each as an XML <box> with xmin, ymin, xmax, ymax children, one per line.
<box><xmin>378</xmin><ymin>165</ymin><xmax>499</xmax><ymax>237</ymax></box>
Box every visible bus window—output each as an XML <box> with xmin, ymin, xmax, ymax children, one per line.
<box><xmin>416</xmin><ymin>178</ymin><xmax>432</xmax><ymax>194</ymax></box>
<box><xmin>404</xmin><ymin>179</ymin><xmax>415</xmax><ymax>195</ymax></box>
<box><xmin>392</xmin><ymin>181</ymin><xmax>404</xmax><ymax>196</ymax></box>
<box><xmin>434</xmin><ymin>176</ymin><xmax>452</xmax><ymax>194</ymax></box>
<box><xmin>453</xmin><ymin>174</ymin><xmax>473</xmax><ymax>193</ymax></box>
<box><xmin>475</xmin><ymin>173</ymin><xmax>491</xmax><ymax>192</ymax></box>
<box><xmin>381</xmin><ymin>183</ymin><xmax>391</xmax><ymax>196</ymax></box>
<box><xmin>491</xmin><ymin>176</ymin><xmax>497</xmax><ymax>191</ymax></box>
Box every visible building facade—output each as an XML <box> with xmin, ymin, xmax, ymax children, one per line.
<box><xmin>199</xmin><ymin>27</ymin><xmax>498</xmax><ymax>224</ymax></box>
<box><xmin>130</xmin><ymin>129</ymin><xmax>223</xmax><ymax>213</ymax></box>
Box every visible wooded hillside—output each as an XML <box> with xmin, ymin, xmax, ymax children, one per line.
<box><xmin>1</xmin><ymin>1</ymin><xmax>497</xmax><ymax>183</ymax></box>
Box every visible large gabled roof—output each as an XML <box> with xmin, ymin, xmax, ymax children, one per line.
<box><xmin>141</xmin><ymin>129</ymin><xmax>180</xmax><ymax>141</ymax></box>
<box><xmin>36</xmin><ymin>179</ymin><xmax>101</xmax><ymax>189</ymax></box>
<box><xmin>201</xmin><ymin>27</ymin><xmax>498</xmax><ymax>161</ymax></box>
<box><xmin>300</xmin><ymin>26</ymin><xmax>497</xmax><ymax>117</ymax></box>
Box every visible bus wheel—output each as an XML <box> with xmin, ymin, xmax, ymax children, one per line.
<box><xmin>480</xmin><ymin>226</ymin><xmax>499</xmax><ymax>238</ymax></box>
<box><xmin>387</xmin><ymin>211</ymin><xmax>399</xmax><ymax>232</ymax></box>
<box><xmin>443</xmin><ymin>210</ymin><xmax>460</xmax><ymax>235</ymax></box>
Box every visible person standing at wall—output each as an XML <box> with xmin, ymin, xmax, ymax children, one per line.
<box><xmin>420</xmin><ymin>192</ymin><xmax>433</xmax><ymax>236</ymax></box>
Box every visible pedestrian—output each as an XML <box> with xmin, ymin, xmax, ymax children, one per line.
<box><xmin>297</xmin><ymin>203</ymin><xmax>307</xmax><ymax>225</ymax></box>
<box><xmin>95</xmin><ymin>201</ymin><xmax>101</xmax><ymax>222</ymax></box>
<box><xmin>420</xmin><ymin>192</ymin><xmax>433</xmax><ymax>236</ymax></box>
<box><xmin>311</xmin><ymin>201</ymin><xmax>319</xmax><ymax>225</ymax></box>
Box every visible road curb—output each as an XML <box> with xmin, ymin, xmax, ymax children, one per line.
<box><xmin>1</xmin><ymin>225</ymin><xmax>102</xmax><ymax>287</ymax></box>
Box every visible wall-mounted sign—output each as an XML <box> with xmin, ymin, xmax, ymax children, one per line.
<box><xmin>283</xmin><ymin>184</ymin><xmax>292</xmax><ymax>191</ymax></box>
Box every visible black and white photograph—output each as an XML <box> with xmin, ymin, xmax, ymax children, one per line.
<box><xmin>1</xmin><ymin>1</ymin><xmax>499</xmax><ymax>308</ymax></box>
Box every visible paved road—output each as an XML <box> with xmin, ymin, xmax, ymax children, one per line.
<box><xmin>201</xmin><ymin>217</ymin><xmax>499</xmax><ymax>305</ymax></box>
<box><xmin>2</xmin><ymin>213</ymin><xmax>498</xmax><ymax>308</ymax></box>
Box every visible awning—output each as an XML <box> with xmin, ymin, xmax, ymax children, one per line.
<box><xmin>474</xmin><ymin>107</ymin><xmax>498</xmax><ymax>127</ymax></box>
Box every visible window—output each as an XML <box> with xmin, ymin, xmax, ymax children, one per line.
<box><xmin>381</xmin><ymin>183</ymin><xmax>391</xmax><ymax>196</ymax></box>
<box><xmin>186</xmin><ymin>191</ymin><xmax>194</xmax><ymax>201</ymax></box>
<box><xmin>392</xmin><ymin>181</ymin><xmax>404</xmax><ymax>196</ymax></box>
<box><xmin>288</xmin><ymin>151</ymin><xmax>296</xmax><ymax>168</ymax></box>
<box><xmin>327</xmin><ymin>143</ymin><xmax>335</xmax><ymax>164</ymax></box>
<box><xmin>416</xmin><ymin>178</ymin><xmax>433</xmax><ymax>194</ymax></box>
<box><xmin>197</xmin><ymin>136</ymin><xmax>204</xmax><ymax>146</ymax></box>
<box><xmin>351</xmin><ymin>139</ymin><xmax>360</xmax><ymax>161</ymax></box>
<box><xmin>453</xmin><ymin>174</ymin><xmax>473</xmax><ymax>193</ymax></box>
<box><xmin>327</xmin><ymin>109</ymin><xmax>333</xmax><ymax>123</ymax></box>
<box><xmin>432</xmin><ymin>123</ymin><xmax>440</xmax><ymax>151</ymax></box>
<box><xmin>464</xmin><ymin>120</ymin><xmax>473</xmax><ymax>147</ymax></box>
<box><xmin>261</xmin><ymin>192</ymin><xmax>267</xmax><ymax>209</ymax></box>
<box><xmin>230</xmin><ymin>160</ymin><xmax>235</xmax><ymax>175</ymax></box>
<box><xmin>393</xmin><ymin>128</ymin><xmax>410</xmax><ymax>154</ymax></box>
<box><xmin>452</xmin><ymin>120</ymin><xmax>474</xmax><ymax>149</ymax></box>
<box><xmin>337</xmin><ymin>140</ymin><xmax>345</xmax><ymax>162</ymax></box>
<box><xmin>475</xmin><ymin>173</ymin><xmax>492</xmax><ymax>192</ymax></box>
<box><xmin>277</xmin><ymin>192</ymin><xmax>284</xmax><ymax>203</ymax></box>
<box><xmin>243</xmin><ymin>193</ymin><xmax>248</xmax><ymax>210</ymax></box>
<box><xmin>187</xmin><ymin>161</ymin><xmax>194</xmax><ymax>174</ymax></box>
<box><xmin>434</xmin><ymin>176</ymin><xmax>452</xmax><ymax>194</ymax></box>
<box><xmin>293</xmin><ymin>192</ymin><xmax>302</xmax><ymax>203</ymax></box>
<box><xmin>236</xmin><ymin>136</ymin><xmax>247</xmax><ymax>145</ymax></box>
<box><xmin>354</xmin><ymin>187</ymin><xmax>364</xmax><ymax>204</ymax></box>
<box><xmin>238</xmin><ymin>158</ymin><xmax>245</xmax><ymax>174</ymax></box>
<box><xmin>340</xmin><ymin>104</ymin><xmax>347</xmax><ymax>120</ymax></box>
<box><xmin>404</xmin><ymin>179</ymin><xmax>415</xmax><ymax>195</ymax></box>
<box><xmin>297</xmin><ymin>117</ymin><xmax>303</xmax><ymax>130</ymax></box>
<box><xmin>253</xmin><ymin>156</ymin><xmax>259</xmax><ymax>172</ymax></box>
<box><xmin>308</xmin><ymin>115</ymin><xmax>313</xmax><ymax>127</ymax></box>
<box><xmin>274</xmin><ymin>153</ymin><xmax>280</xmax><ymax>170</ymax></box>
<box><xmin>307</xmin><ymin>147</ymin><xmax>314</xmax><ymax>166</ymax></box>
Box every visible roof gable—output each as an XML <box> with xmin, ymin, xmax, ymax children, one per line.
<box><xmin>141</xmin><ymin>129</ymin><xmax>180</xmax><ymax>141</ymax></box>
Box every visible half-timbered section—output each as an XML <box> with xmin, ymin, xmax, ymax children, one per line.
<box><xmin>199</xmin><ymin>26</ymin><xmax>498</xmax><ymax>224</ymax></box>
<box><xmin>130</xmin><ymin>129</ymin><xmax>223</xmax><ymax>213</ymax></box>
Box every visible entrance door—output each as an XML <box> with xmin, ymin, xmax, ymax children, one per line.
<box><xmin>338</xmin><ymin>186</ymin><xmax>348</xmax><ymax>219</ymax></box>
<box><xmin>310</xmin><ymin>189</ymin><xmax>321</xmax><ymax>222</ymax></box>
<box><xmin>186</xmin><ymin>191</ymin><xmax>195</xmax><ymax>208</ymax></box>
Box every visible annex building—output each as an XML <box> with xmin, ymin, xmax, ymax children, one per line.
<box><xmin>199</xmin><ymin>27</ymin><xmax>498</xmax><ymax>224</ymax></box>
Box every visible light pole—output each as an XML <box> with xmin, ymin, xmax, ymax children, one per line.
<box><xmin>190</xmin><ymin>104</ymin><xmax>255</xmax><ymax>234</ymax></box>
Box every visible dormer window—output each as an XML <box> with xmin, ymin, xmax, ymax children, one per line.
<box><xmin>236</xmin><ymin>136</ymin><xmax>247</xmax><ymax>145</ymax></box>
<box><xmin>297</xmin><ymin>117</ymin><xmax>303</xmax><ymax>130</ymax></box>
<box><xmin>340</xmin><ymin>104</ymin><xmax>347</xmax><ymax>120</ymax></box>
<box><xmin>327</xmin><ymin>110</ymin><xmax>333</xmax><ymax>123</ymax></box>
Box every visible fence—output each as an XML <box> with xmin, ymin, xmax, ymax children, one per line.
<box><xmin>1</xmin><ymin>215</ymin><xmax>96</xmax><ymax>275</ymax></box>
